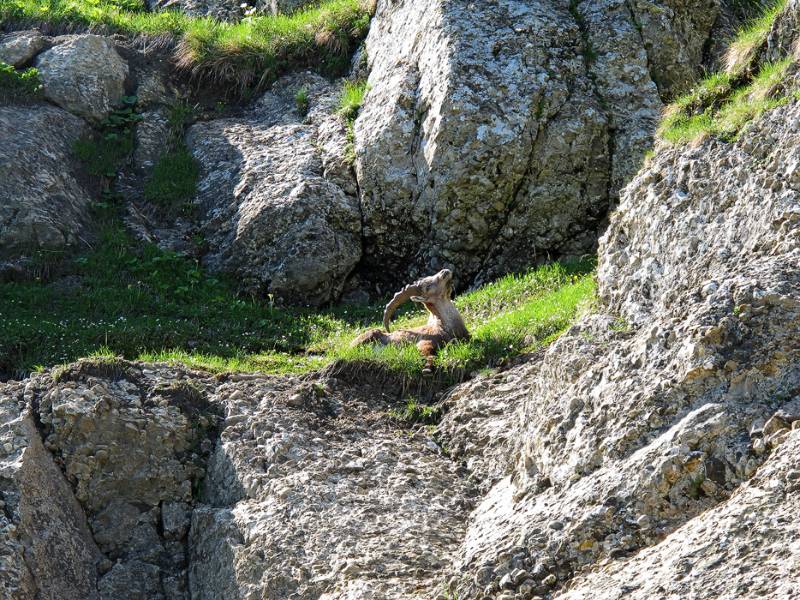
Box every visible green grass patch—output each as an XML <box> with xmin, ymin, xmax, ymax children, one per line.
<box><xmin>0</xmin><ymin>0</ymin><xmax>373</xmax><ymax>93</ymax></box>
<box><xmin>338</xmin><ymin>79</ymin><xmax>368</xmax><ymax>121</ymax></box>
<box><xmin>725</xmin><ymin>0</ymin><xmax>787</xmax><ymax>74</ymax></box>
<box><xmin>0</xmin><ymin>202</ymin><xmax>595</xmax><ymax>382</ymax></box>
<box><xmin>144</xmin><ymin>145</ymin><xmax>199</xmax><ymax>208</ymax></box>
<box><xmin>659</xmin><ymin>57</ymin><xmax>793</xmax><ymax>143</ymax></box>
<box><xmin>658</xmin><ymin>0</ymin><xmax>793</xmax><ymax>144</ymax></box>
<box><xmin>295</xmin><ymin>86</ymin><xmax>309</xmax><ymax>116</ymax></box>
<box><xmin>0</xmin><ymin>61</ymin><xmax>42</xmax><ymax>102</ymax></box>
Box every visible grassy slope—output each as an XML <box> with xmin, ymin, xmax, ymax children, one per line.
<box><xmin>0</xmin><ymin>0</ymin><xmax>372</xmax><ymax>90</ymax></box>
<box><xmin>0</xmin><ymin>207</ymin><xmax>595</xmax><ymax>380</ymax></box>
<box><xmin>658</xmin><ymin>0</ymin><xmax>793</xmax><ymax>144</ymax></box>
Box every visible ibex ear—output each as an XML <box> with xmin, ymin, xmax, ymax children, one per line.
<box><xmin>410</xmin><ymin>296</ymin><xmax>425</xmax><ymax>303</ymax></box>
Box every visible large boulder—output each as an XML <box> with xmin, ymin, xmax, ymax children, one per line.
<box><xmin>187</xmin><ymin>73</ymin><xmax>361</xmax><ymax>306</ymax></box>
<box><xmin>354</xmin><ymin>0</ymin><xmax>744</xmax><ymax>290</ymax></box>
<box><xmin>35</xmin><ymin>35</ymin><xmax>128</xmax><ymax>123</ymax></box>
<box><xmin>0</xmin><ymin>105</ymin><xmax>91</xmax><ymax>262</ymax></box>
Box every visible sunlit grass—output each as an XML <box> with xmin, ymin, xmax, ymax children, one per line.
<box><xmin>658</xmin><ymin>0</ymin><xmax>793</xmax><ymax>145</ymax></box>
<box><xmin>0</xmin><ymin>0</ymin><xmax>373</xmax><ymax>92</ymax></box>
<box><xmin>0</xmin><ymin>200</ymin><xmax>595</xmax><ymax>383</ymax></box>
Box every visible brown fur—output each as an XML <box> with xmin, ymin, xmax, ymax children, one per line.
<box><xmin>352</xmin><ymin>270</ymin><xmax>469</xmax><ymax>373</ymax></box>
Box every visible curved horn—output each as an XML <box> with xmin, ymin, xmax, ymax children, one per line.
<box><xmin>382</xmin><ymin>283</ymin><xmax>422</xmax><ymax>332</ymax></box>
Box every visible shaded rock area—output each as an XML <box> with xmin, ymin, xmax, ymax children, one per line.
<box><xmin>353</xmin><ymin>0</ymin><xmax>749</xmax><ymax>290</ymax></box>
<box><xmin>187</xmin><ymin>73</ymin><xmax>361</xmax><ymax>306</ymax></box>
<box><xmin>0</xmin><ymin>105</ymin><xmax>92</xmax><ymax>270</ymax></box>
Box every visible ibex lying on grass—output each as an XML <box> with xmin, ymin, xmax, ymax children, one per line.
<box><xmin>352</xmin><ymin>269</ymin><xmax>469</xmax><ymax>374</ymax></box>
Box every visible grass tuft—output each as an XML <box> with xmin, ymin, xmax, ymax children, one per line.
<box><xmin>658</xmin><ymin>0</ymin><xmax>794</xmax><ymax>145</ymax></box>
<box><xmin>1</xmin><ymin>0</ymin><xmax>374</xmax><ymax>94</ymax></box>
<box><xmin>338</xmin><ymin>78</ymin><xmax>368</xmax><ymax>163</ymax></box>
<box><xmin>144</xmin><ymin>145</ymin><xmax>199</xmax><ymax>209</ymax></box>
<box><xmin>724</xmin><ymin>0</ymin><xmax>788</xmax><ymax>75</ymax></box>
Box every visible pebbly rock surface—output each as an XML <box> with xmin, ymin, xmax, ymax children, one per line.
<box><xmin>187</xmin><ymin>73</ymin><xmax>361</xmax><ymax>306</ymax></box>
<box><xmin>354</xmin><ymin>0</ymin><xmax>744</xmax><ymax>290</ymax></box>
<box><xmin>557</xmin><ymin>428</ymin><xmax>800</xmax><ymax>599</ymax></box>
<box><xmin>0</xmin><ymin>105</ymin><xmax>92</xmax><ymax>266</ymax></box>
<box><xmin>438</xmin><ymin>82</ymin><xmax>800</xmax><ymax>599</ymax></box>
<box><xmin>189</xmin><ymin>375</ymin><xmax>471</xmax><ymax>599</ymax></box>
<box><xmin>35</xmin><ymin>35</ymin><xmax>128</xmax><ymax>123</ymax></box>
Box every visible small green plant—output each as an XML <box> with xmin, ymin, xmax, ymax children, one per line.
<box><xmin>338</xmin><ymin>79</ymin><xmax>368</xmax><ymax>163</ymax></box>
<box><xmin>388</xmin><ymin>398</ymin><xmax>441</xmax><ymax>426</ymax></box>
<box><xmin>74</xmin><ymin>95</ymin><xmax>141</xmax><ymax>178</ymax></box>
<box><xmin>295</xmin><ymin>86</ymin><xmax>309</xmax><ymax>117</ymax></box>
<box><xmin>338</xmin><ymin>79</ymin><xmax>368</xmax><ymax>121</ymax></box>
<box><xmin>144</xmin><ymin>146</ymin><xmax>199</xmax><ymax>209</ymax></box>
<box><xmin>0</xmin><ymin>61</ymin><xmax>42</xmax><ymax>101</ymax></box>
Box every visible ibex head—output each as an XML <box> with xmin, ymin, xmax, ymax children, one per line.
<box><xmin>383</xmin><ymin>269</ymin><xmax>454</xmax><ymax>332</ymax></box>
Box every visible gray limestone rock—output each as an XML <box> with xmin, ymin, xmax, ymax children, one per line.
<box><xmin>354</xmin><ymin>0</ymin><xmax>740</xmax><ymax>290</ymax></box>
<box><xmin>35</xmin><ymin>35</ymin><xmax>128</xmax><ymax>122</ymax></box>
<box><xmin>0</xmin><ymin>105</ymin><xmax>91</xmax><ymax>258</ymax></box>
<box><xmin>187</xmin><ymin>73</ymin><xmax>361</xmax><ymax>306</ymax></box>
<box><xmin>0</xmin><ymin>30</ymin><xmax>46</xmax><ymax>67</ymax></box>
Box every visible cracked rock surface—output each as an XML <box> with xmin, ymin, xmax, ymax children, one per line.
<box><xmin>354</xmin><ymin>0</ymin><xmax>740</xmax><ymax>289</ymax></box>
<box><xmin>187</xmin><ymin>73</ymin><xmax>362</xmax><ymax>306</ymax></box>
<box><xmin>0</xmin><ymin>105</ymin><xmax>92</xmax><ymax>268</ymax></box>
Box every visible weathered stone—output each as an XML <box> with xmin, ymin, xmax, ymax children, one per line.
<box><xmin>35</xmin><ymin>35</ymin><xmax>128</xmax><ymax>122</ymax></box>
<box><xmin>187</xmin><ymin>73</ymin><xmax>361</xmax><ymax>305</ymax></box>
<box><xmin>0</xmin><ymin>105</ymin><xmax>91</xmax><ymax>258</ymax></box>
<box><xmin>0</xmin><ymin>30</ymin><xmax>46</xmax><ymax>67</ymax></box>
<box><xmin>0</xmin><ymin>384</ymin><xmax>100</xmax><ymax>600</ymax></box>
<box><xmin>133</xmin><ymin>109</ymin><xmax>172</xmax><ymax>171</ymax></box>
<box><xmin>354</xmin><ymin>0</ymin><xmax>743</xmax><ymax>290</ymax></box>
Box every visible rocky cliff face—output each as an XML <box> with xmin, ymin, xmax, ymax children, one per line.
<box><xmin>1</xmin><ymin>0</ymin><xmax>799</xmax><ymax>598</ymax></box>
<box><xmin>353</xmin><ymin>0</ymin><xmax>740</xmax><ymax>288</ymax></box>
<box><xmin>3</xmin><ymin>56</ymin><xmax>799</xmax><ymax>599</ymax></box>
<box><xmin>0</xmin><ymin>0</ymin><xmax>754</xmax><ymax>301</ymax></box>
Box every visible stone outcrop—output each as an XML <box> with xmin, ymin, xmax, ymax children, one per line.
<box><xmin>2</xmin><ymin>90</ymin><xmax>799</xmax><ymax>594</ymax></box>
<box><xmin>187</xmin><ymin>73</ymin><xmax>361</xmax><ymax>306</ymax></box>
<box><xmin>353</xmin><ymin>0</ymin><xmax>748</xmax><ymax>290</ymax></box>
<box><xmin>0</xmin><ymin>105</ymin><xmax>91</xmax><ymax>264</ymax></box>
<box><xmin>0</xmin><ymin>30</ymin><xmax>46</xmax><ymax>67</ymax></box>
<box><xmin>438</xmin><ymin>71</ymin><xmax>800</xmax><ymax>599</ymax></box>
<box><xmin>35</xmin><ymin>35</ymin><xmax>128</xmax><ymax>123</ymax></box>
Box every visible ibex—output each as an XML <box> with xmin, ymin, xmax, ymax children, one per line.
<box><xmin>352</xmin><ymin>269</ymin><xmax>470</xmax><ymax>373</ymax></box>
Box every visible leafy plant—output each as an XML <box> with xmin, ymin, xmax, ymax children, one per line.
<box><xmin>0</xmin><ymin>61</ymin><xmax>42</xmax><ymax>101</ymax></box>
<box><xmin>73</xmin><ymin>95</ymin><xmax>141</xmax><ymax>178</ymax></box>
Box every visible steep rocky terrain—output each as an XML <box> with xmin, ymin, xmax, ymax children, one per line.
<box><xmin>1</xmin><ymin>0</ymin><xmax>799</xmax><ymax>598</ymax></box>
